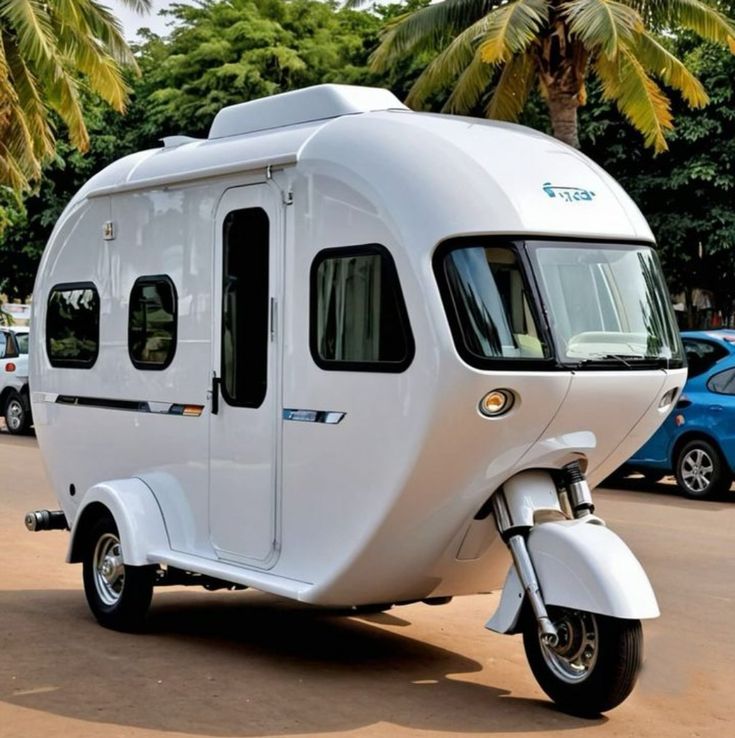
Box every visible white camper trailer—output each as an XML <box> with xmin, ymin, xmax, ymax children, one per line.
<box><xmin>27</xmin><ymin>85</ymin><xmax>685</xmax><ymax>716</ymax></box>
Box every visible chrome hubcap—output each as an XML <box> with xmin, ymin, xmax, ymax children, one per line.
<box><xmin>681</xmin><ymin>449</ymin><xmax>714</xmax><ymax>493</ymax></box>
<box><xmin>93</xmin><ymin>533</ymin><xmax>125</xmax><ymax>606</ymax></box>
<box><xmin>540</xmin><ymin>609</ymin><xmax>599</xmax><ymax>684</ymax></box>
<box><xmin>6</xmin><ymin>400</ymin><xmax>22</xmax><ymax>430</ymax></box>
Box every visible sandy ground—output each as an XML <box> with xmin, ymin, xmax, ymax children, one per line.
<box><xmin>1</xmin><ymin>432</ymin><xmax>734</xmax><ymax>738</ymax></box>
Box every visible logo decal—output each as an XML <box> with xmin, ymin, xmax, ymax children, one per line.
<box><xmin>543</xmin><ymin>183</ymin><xmax>596</xmax><ymax>202</ymax></box>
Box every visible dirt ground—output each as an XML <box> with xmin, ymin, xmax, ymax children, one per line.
<box><xmin>1</xmin><ymin>431</ymin><xmax>734</xmax><ymax>738</ymax></box>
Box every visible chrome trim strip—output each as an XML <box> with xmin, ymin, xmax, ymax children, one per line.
<box><xmin>54</xmin><ymin>395</ymin><xmax>203</xmax><ymax>417</ymax></box>
<box><xmin>283</xmin><ymin>408</ymin><xmax>345</xmax><ymax>424</ymax></box>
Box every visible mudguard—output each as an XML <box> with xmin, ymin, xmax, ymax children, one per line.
<box><xmin>67</xmin><ymin>478</ymin><xmax>170</xmax><ymax>566</ymax></box>
<box><xmin>486</xmin><ymin>518</ymin><xmax>659</xmax><ymax>633</ymax></box>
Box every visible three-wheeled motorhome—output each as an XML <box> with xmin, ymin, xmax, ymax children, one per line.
<box><xmin>26</xmin><ymin>84</ymin><xmax>685</xmax><ymax>716</ymax></box>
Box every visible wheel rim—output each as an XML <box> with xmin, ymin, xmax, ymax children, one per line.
<box><xmin>681</xmin><ymin>448</ymin><xmax>714</xmax><ymax>493</ymax></box>
<box><xmin>6</xmin><ymin>400</ymin><xmax>23</xmax><ymax>430</ymax></box>
<box><xmin>539</xmin><ymin>610</ymin><xmax>599</xmax><ymax>684</ymax></box>
<box><xmin>93</xmin><ymin>533</ymin><xmax>125</xmax><ymax>606</ymax></box>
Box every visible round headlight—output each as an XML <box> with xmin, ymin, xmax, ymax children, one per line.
<box><xmin>479</xmin><ymin>389</ymin><xmax>515</xmax><ymax>417</ymax></box>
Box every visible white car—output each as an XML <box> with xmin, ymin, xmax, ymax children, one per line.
<box><xmin>0</xmin><ymin>326</ymin><xmax>32</xmax><ymax>434</ymax></box>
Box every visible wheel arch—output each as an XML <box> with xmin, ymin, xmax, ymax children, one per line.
<box><xmin>670</xmin><ymin>430</ymin><xmax>728</xmax><ymax>471</ymax></box>
<box><xmin>67</xmin><ymin>478</ymin><xmax>170</xmax><ymax>566</ymax></box>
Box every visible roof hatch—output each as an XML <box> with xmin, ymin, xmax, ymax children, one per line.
<box><xmin>208</xmin><ymin>84</ymin><xmax>408</xmax><ymax>140</ymax></box>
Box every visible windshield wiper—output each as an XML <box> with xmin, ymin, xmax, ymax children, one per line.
<box><xmin>572</xmin><ymin>354</ymin><xmax>666</xmax><ymax>368</ymax></box>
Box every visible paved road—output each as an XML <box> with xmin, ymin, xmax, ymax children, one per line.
<box><xmin>1</xmin><ymin>433</ymin><xmax>733</xmax><ymax>738</ymax></box>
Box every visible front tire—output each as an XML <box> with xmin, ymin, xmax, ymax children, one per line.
<box><xmin>675</xmin><ymin>439</ymin><xmax>732</xmax><ymax>499</ymax></box>
<box><xmin>523</xmin><ymin>607</ymin><xmax>642</xmax><ymax>716</ymax></box>
<box><xmin>82</xmin><ymin>516</ymin><xmax>155</xmax><ymax>631</ymax></box>
<box><xmin>4</xmin><ymin>391</ymin><xmax>31</xmax><ymax>435</ymax></box>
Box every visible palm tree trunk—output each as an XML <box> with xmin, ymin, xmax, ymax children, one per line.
<box><xmin>538</xmin><ymin>17</ymin><xmax>588</xmax><ymax>150</ymax></box>
<box><xmin>547</xmin><ymin>87</ymin><xmax>580</xmax><ymax>149</ymax></box>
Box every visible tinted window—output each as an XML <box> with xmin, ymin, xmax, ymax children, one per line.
<box><xmin>311</xmin><ymin>245</ymin><xmax>414</xmax><ymax>371</ymax></box>
<box><xmin>221</xmin><ymin>208</ymin><xmax>269</xmax><ymax>408</ymax></box>
<box><xmin>47</xmin><ymin>284</ymin><xmax>99</xmax><ymax>368</ymax></box>
<box><xmin>708</xmin><ymin>368</ymin><xmax>735</xmax><ymax>395</ymax></box>
<box><xmin>435</xmin><ymin>242</ymin><xmax>550</xmax><ymax>366</ymax></box>
<box><xmin>0</xmin><ymin>332</ymin><xmax>15</xmax><ymax>359</ymax></box>
<box><xmin>129</xmin><ymin>276</ymin><xmax>177</xmax><ymax>370</ymax></box>
<box><xmin>14</xmin><ymin>333</ymin><xmax>28</xmax><ymax>354</ymax></box>
<box><xmin>683</xmin><ymin>338</ymin><xmax>728</xmax><ymax>378</ymax></box>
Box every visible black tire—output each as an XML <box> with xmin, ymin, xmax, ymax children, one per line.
<box><xmin>4</xmin><ymin>391</ymin><xmax>31</xmax><ymax>435</ymax></box>
<box><xmin>82</xmin><ymin>515</ymin><xmax>155</xmax><ymax>632</ymax></box>
<box><xmin>523</xmin><ymin>607</ymin><xmax>642</xmax><ymax>717</ymax></box>
<box><xmin>674</xmin><ymin>439</ymin><xmax>732</xmax><ymax>499</ymax></box>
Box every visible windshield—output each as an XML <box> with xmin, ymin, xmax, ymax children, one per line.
<box><xmin>435</xmin><ymin>238</ymin><xmax>683</xmax><ymax>370</ymax></box>
<box><xmin>527</xmin><ymin>242</ymin><xmax>683</xmax><ymax>366</ymax></box>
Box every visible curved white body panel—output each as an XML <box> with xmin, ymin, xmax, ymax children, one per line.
<box><xmin>486</xmin><ymin>518</ymin><xmax>660</xmax><ymax>633</ymax></box>
<box><xmin>30</xmin><ymin>85</ymin><xmax>682</xmax><ymax>607</ymax></box>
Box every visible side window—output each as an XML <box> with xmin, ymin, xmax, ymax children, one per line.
<box><xmin>310</xmin><ymin>244</ymin><xmax>414</xmax><ymax>371</ymax></box>
<box><xmin>46</xmin><ymin>284</ymin><xmax>100</xmax><ymax>368</ymax></box>
<box><xmin>221</xmin><ymin>207</ymin><xmax>269</xmax><ymax>408</ymax></box>
<box><xmin>128</xmin><ymin>276</ymin><xmax>178</xmax><ymax>370</ymax></box>
<box><xmin>683</xmin><ymin>339</ymin><xmax>728</xmax><ymax>379</ymax></box>
<box><xmin>707</xmin><ymin>368</ymin><xmax>735</xmax><ymax>395</ymax></box>
<box><xmin>0</xmin><ymin>332</ymin><xmax>15</xmax><ymax>359</ymax></box>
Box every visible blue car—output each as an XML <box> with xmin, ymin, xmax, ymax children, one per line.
<box><xmin>622</xmin><ymin>330</ymin><xmax>735</xmax><ymax>499</ymax></box>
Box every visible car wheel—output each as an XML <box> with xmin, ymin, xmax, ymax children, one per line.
<box><xmin>82</xmin><ymin>515</ymin><xmax>156</xmax><ymax>631</ymax></box>
<box><xmin>675</xmin><ymin>439</ymin><xmax>732</xmax><ymax>499</ymax></box>
<box><xmin>4</xmin><ymin>391</ymin><xmax>31</xmax><ymax>435</ymax></box>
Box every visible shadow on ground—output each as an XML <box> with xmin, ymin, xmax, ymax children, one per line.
<box><xmin>597</xmin><ymin>475</ymin><xmax>735</xmax><ymax>511</ymax></box>
<box><xmin>0</xmin><ymin>589</ymin><xmax>598</xmax><ymax>736</ymax></box>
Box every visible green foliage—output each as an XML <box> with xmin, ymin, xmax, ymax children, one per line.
<box><xmin>581</xmin><ymin>40</ymin><xmax>735</xmax><ymax>314</ymax></box>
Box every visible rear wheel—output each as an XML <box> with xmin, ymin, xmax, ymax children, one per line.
<box><xmin>675</xmin><ymin>439</ymin><xmax>732</xmax><ymax>499</ymax></box>
<box><xmin>4</xmin><ymin>391</ymin><xmax>31</xmax><ymax>435</ymax></box>
<box><xmin>82</xmin><ymin>515</ymin><xmax>155</xmax><ymax>631</ymax></box>
<box><xmin>523</xmin><ymin>607</ymin><xmax>642</xmax><ymax>716</ymax></box>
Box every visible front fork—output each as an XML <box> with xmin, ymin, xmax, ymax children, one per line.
<box><xmin>492</xmin><ymin>462</ymin><xmax>597</xmax><ymax>646</ymax></box>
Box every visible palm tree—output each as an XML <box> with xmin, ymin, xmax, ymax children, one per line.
<box><xmin>362</xmin><ymin>0</ymin><xmax>735</xmax><ymax>152</ymax></box>
<box><xmin>0</xmin><ymin>0</ymin><xmax>151</xmax><ymax>193</ymax></box>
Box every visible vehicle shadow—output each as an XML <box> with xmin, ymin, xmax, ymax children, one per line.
<box><xmin>0</xmin><ymin>588</ymin><xmax>600</xmax><ymax>736</ymax></box>
<box><xmin>597</xmin><ymin>476</ymin><xmax>735</xmax><ymax>511</ymax></box>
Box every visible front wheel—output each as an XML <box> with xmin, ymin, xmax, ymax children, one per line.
<box><xmin>523</xmin><ymin>607</ymin><xmax>642</xmax><ymax>716</ymax></box>
<box><xmin>82</xmin><ymin>516</ymin><xmax>155</xmax><ymax>631</ymax></box>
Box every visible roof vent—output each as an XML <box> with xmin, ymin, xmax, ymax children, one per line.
<box><xmin>208</xmin><ymin>84</ymin><xmax>408</xmax><ymax>140</ymax></box>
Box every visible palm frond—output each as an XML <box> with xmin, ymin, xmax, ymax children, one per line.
<box><xmin>561</xmin><ymin>0</ymin><xmax>643</xmax><ymax>58</ymax></box>
<box><xmin>0</xmin><ymin>0</ymin><xmax>56</xmax><ymax>65</ymax></box>
<box><xmin>665</xmin><ymin>0</ymin><xmax>735</xmax><ymax>52</ymax></box>
<box><xmin>406</xmin><ymin>15</ymin><xmax>491</xmax><ymax>108</ymax></box>
<box><xmin>3</xmin><ymin>35</ymin><xmax>53</xmax><ymax>159</ymax></box>
<box><xmin>443</xmin><ymin>48</ymin><xmax>497</xmax><ymax>112</ymax></box>
<box><xmin>371</xmin><ymin>0</ymin><xmax>499</xmax><ymax>71</ymax></box>
<box><xmin>595</xmin><ymin>49</ymin><xmax>672</xmax><ymax>152</ymax></box>
<box><xmin>631</xmin><ymin>31</ymin><xmax>708</xmax><ymax>107</ymax></box>
<box><xmin>478</xmin><ymin>0</ymin><xmax>549</xmax><ymax>65</ymax></box>
<box><xmin>485</xmin><ymin>51</ymin><xmax>536</xmax><ymax>119</ymax></box>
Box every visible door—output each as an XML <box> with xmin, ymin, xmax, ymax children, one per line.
<box><xmin>209</xmin><ymin>184</ymin><xmax>281</xmax><ymax>565</ymax></box>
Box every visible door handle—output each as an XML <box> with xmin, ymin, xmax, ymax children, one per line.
<box><xmin>211</xmin><ymin>375</ymin><xmax>221</xmax><ymax>415</ymax></box>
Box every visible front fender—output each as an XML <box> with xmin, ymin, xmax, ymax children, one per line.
<box><xmin>486</xmin><ymin>518</ymin><xmax>659</xmax><ymax>634</ymax></box>
<box><xmin>67</xmin><ymin>478</ymin><xmax>170</xmax><ymax>566</ymax></box>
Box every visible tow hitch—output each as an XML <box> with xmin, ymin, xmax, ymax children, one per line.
<box><xmin>25</xmin><ymin>510</ymin><xmax>68</xmax><ymax>531</ymax></box>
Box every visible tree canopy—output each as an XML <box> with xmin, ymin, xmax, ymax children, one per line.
<box><xmin>0</xmin><ymin>0</ymin><xmax>151</xmax><ymax>193</ymax></box>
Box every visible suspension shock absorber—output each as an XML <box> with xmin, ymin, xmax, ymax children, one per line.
<box><xmin>561</xmin><ymin>461</ymin><xmax>595</xmax><ymax>518</ymax></box>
